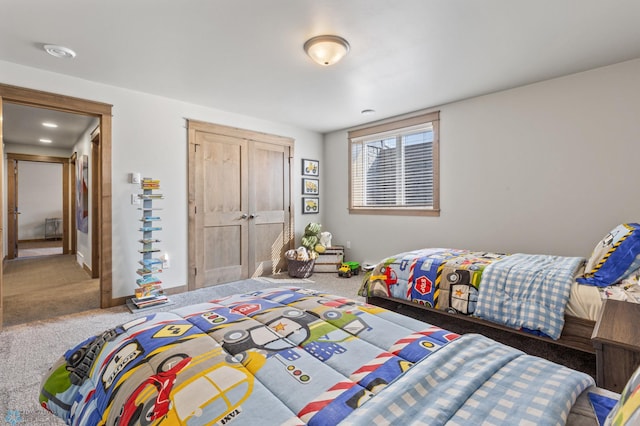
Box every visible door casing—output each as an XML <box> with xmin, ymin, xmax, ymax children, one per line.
<box><xmin>6</xmin><ymin>154</ymin><xmax>70</xmax><ymax>259</ymax></box>
<box><xmin>0</xmin><ymin>83</ymin><xmax>114</xmax><ymax>329</ymax></box>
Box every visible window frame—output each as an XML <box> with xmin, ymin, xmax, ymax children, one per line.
<box><xmin>348</xmin><ymin>111</ymin><xmax>440</xmax><ymax>216</ymax></box>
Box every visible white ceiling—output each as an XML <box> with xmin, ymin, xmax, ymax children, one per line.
<box><xmin>3</xmin><ymin>103</ymin><xmax>98</xmax><ymax>149</ymax></box>
<box><xmin>2</xmin><ymin>0</ymin><xmax>640</xmax><ymax>142</ymax></box>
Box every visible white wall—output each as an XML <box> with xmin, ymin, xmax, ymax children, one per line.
<box><xmin>17</xmin><ymin>161</ymin><xmax>62</xmax><ymax>240</ymax></box>
<box><xmin>3</xmin><ymin>144</ymin><xmax>71</xmax><ymax>257</ymax></box>
<box><xmin>1</xmin><ymin>60</ymin><xmax>324</xmax><ymax>299</ymax></box>
<box><xmin>324</xmin><ymin>58</ymin><xmax>640</xmax><ymax>265</ymax></box>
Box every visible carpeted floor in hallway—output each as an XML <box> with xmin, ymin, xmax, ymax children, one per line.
<box><xmin>2</xmin><ymin>254</ymin><xmax>99</xmax><ymax>326</ymax></box>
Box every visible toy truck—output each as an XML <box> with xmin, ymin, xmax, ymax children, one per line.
<box><xmin>338</xmin><ymin>261</ymin><xmax>361</xmax><ymax>278</ymax></box>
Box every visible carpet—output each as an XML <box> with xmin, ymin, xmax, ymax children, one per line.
<box><xmin>3</xmin><ymin>255</ymin><xmax>99</xmax><ymax>327</ymax></box>
<box><xmin>0</xmin><ymin>275</ymin><xmax>363</xmax><ymax>425</ymax></box>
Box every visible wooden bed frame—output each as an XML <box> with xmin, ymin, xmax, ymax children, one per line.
<box><xmin>366</xmin><ymin>295</ymin><xmax>596</xmax><ymax>354</ymax></box>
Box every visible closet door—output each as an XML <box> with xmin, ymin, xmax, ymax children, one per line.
<box><xmin>249</xmin><ymin>141</ymin><xmax>291</xmax><ymax>276</ymax></box>
<box><xmin>193</xmin><ymin>131</ymin><xmax>249</xmax><ymax>287</ymax></box>
<box><xmin>189</xmin><ymin>120</ymin><xmax>293</xmax><ymax>289</ymax></box>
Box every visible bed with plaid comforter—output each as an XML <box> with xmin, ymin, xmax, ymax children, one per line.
<box><xmin>359</xmin><ymin>248</ymin><xmax>585</xmax><ymax>339</ymax></box>
<box><xmin>39</xmin><ymin>287</ymin><xmax>593</xmax><ymax>425</ymax></box>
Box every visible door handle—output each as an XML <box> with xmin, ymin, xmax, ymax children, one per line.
<box><xmin>249</xmin><ymin>214</ymin><xmax>258</xmax><ymax>219</ymax></box>
<box><xmin>240</xmin><ymin>213</ymin><xmax>249</xmax><ymax>219</ymax></box>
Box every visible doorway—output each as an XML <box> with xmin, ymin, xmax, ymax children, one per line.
<box><xmin>0</xmin><ymin>83</ymin><xmax>114</xmax><ymax>329</ymax></box>
<box><xmin>14</xmin><ymin>160</ymin><xmax>64</xmax><ymax>258</ymax></box>
<box><xmin>6</xmin><ymin>155</ymin><xmax>69</xmax><ymax>260</ymax></box>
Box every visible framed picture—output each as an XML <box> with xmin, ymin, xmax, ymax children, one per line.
<box><xmin>76</xmin><ymin>154</ymin><xmax>89</xmax><ymax>233</ymax></box>
<box><xmin>302</xmin><ymin>197</ymin><xmax>319</xmax><ymax>214</ymax></box>
<box><xmin>302</xmin><ymin>178</ymin><xmax>319</xmax><ymax>195</ymax></box>
<box><xmin>302</xmin><ymin>158</ymin><xmax>319</xmax><ymax>176</ymax></box>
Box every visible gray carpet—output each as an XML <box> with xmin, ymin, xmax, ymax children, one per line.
<box><xmin>3</xmin><ymin>254</ymin><xmax>99</xmax><ymax>326</ymax></box>
<box><xmin>0</xmin><ymin>274</ymin><xmax>363</xmax><ymax>425</ymax></box>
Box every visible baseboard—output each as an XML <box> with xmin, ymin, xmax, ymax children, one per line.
<box><xmin>164</xmin><ymin>284</ymin><xmax>188</xmax><ymax>295</ymax></box>
<box><xmin>82</xmin><ymin>263</ymin><xmax>92</xmax><ymax>276</ymax></box>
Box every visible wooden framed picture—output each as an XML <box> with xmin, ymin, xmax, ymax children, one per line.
<box><xmin>302</xmin><ymin>178</ymin><xmax>319</xmax><ymax>195</ymax></box>
<box><xmin>302</xmin><ymin>197</ymin><xmax>319</xmax><ymax>214</ymax></box>
<box><xmin>302</xmin><ymin>158</ymin><xmax>319</xmax><ymax>176</ymax></box>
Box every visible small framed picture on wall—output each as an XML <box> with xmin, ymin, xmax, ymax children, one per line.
<box><xmin>302</xmin><ymin>158</ymin><xmax>319</xmax><ymax>176</ymax></box>
<box><xmin>302</xmin><ymin>178</ymin><xmax>319</xmax><ymax>195</ymax></box>
<box><xmin>302</xmin><ymin>197</ymin><xmax>319</xmax><ymax>214</ymax></box>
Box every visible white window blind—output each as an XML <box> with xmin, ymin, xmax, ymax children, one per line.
<box><xmin>349</xmin><ymin>112</ymin><xmax>439</xmax><ymax>215</ymax></box>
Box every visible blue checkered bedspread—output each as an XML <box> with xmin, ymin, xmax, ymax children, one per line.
<box><xmin>342</xmin><ymin>333</ymin><xmax>594</xmax><ymax>426</ymax></box>
<box><xmin>475</xmin><ymin>253</ymin><xmax>585</xmax><ymax>339</ymax></box>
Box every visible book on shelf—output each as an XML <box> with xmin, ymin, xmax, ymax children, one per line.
<box><xmin>141</xmin><ymin>178</ymin><xmax>160</xmax><ymax>188</ymax></box>
<box><xmin>139</xmin><ymin>238</ymin><xmax>161</xmax><ymax>244</ymax></box>
<box><xmin>139</xmin><ymin>226</ymin><xmax>162</xmax><ymax>232</ymax></box>
<box><xmin>139</xmin><ymin>258</ymin><xmax>163</xmax><ymax>267</ymax></box>
<box><xmin>138</xmin><ymin>194</ymin><xmax>164</xmax><ymax>199</ymax></box>
<box><xmin>135</xmin><ymin>282</ymin><xmax>164</xmax><ymax>297</ymax></box>
<box><xmin>131</xmin><ymin>295</ymin><xmax>168</xmax><ymax>309</ymax></box>
<box><xmin>139</xmin><ymin>248</ymin><xmax>161</xmax><ymax>254</ymax></box>
<box><xmin>137</xmin><ymin>267</ymin><xmax>163</xmax><ymax>276</ymax></box>
<box><xmin>136</xmin><ymin>275</ymin><xmax>163</xmax><ymax>286</ymax></box>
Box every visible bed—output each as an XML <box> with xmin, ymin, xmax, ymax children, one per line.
<box><xmin>358</xmin><ymin>223</ymin><xmax>640</xmax><ymax>355</ymax></box>
<box><xmin>39</xmin><ymin>286</ymin><xmax>639</xmax><ymax>425</ymax></box>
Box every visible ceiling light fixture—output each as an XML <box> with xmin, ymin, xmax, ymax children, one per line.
<box><xmin>39</xmin><ymin>138</ymin><xmax>52</xmax><ymax>143</ymax></box>
<box><xmin>361</xmin><ymin>109</ymin><xmax>376</xmax><ymax>115</ymax></box>
<box><xmin>303</xmin><ymin>35</ymin><xmax>350</xmax><ymax>66</ymax></box>
<box><xmin>42</xmin><ymin>122</ymin><xmax>58</xmax><ymax>128</ymax></box>
<box><xmin>43</xmin><ymin>44</ymin><xmax>77</xmax><ymax>59</ymax></box>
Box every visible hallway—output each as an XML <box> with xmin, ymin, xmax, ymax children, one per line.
<box><xmin>2</xmin><ymin>254</ymin><xmax>99</xmax><ymax>326</ymax></box>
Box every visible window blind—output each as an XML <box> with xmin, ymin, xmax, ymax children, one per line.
<box><xmin>351</xmin><ymin>125</ymin><xmax>434</xmax><ymax>209</ymax></box>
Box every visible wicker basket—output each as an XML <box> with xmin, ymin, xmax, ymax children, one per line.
<box><xmin>287</xmin><ymin>258</ymin><xmax>315</xmax><ymax>278</ymax></box>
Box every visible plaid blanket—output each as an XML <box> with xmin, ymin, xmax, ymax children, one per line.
<box><xmin>475</xmin><ymin>253</ymin><xmax>585</xmax><ymax>339</ymax></box>
<box><xmin>341</xmin><ymin>333</ymin><xmax>594</xmax><ymax>425</ymax></box>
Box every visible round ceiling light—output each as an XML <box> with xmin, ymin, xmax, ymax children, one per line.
<box><xmin>303</xmin><ymin>35</ymin><xmax>350</xmax><ymax>66</ymax></box>
<box><xmin>43</xmin><ymin>44</ymin><xmax>77</xmax><ymax>59</ymax></box>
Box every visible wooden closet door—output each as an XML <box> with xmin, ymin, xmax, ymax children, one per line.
<box><xmin>248</xmin><ymin>141</ymin><xmax>291</xmax><ymax>276</ymax></box>
<box><xmin>194</xmin><ymin>131</ymin><xmax>249</xmax><ymax>287</ymax></box>
<box><xmin>189</xmin><ymin>120</ymin><xmax>293</xmax><ymax>289</ymax></box>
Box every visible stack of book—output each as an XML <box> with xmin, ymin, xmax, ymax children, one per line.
<box><xmin>128</xmin><ymin>177</ymin><xmax>170</xmax><ymax>311</ymax></box>
<box><xmin>131</xmin><ymin>264</ymin><xmax>167</xmax><ymax>308</ymax></box>
<box><xmin>141</xmin><ymin>178</ymin><xmax>160</xmax><ymax>190</ymax></box>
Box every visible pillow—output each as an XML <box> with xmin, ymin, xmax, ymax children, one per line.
<box><xmin>578</xmin><ymin>223</ymin><xmax>640</xmax><ymax>287</ymax></box>
<box><xmin>604</xmin><ymin>363</ymin><xmax>640</xmax><ymax>425</ymax></box>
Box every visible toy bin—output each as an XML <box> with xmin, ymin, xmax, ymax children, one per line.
<box><xmin>287</xmin><ymin>258</ymin><xmax>315</xmax><ymax>278</ymax></box>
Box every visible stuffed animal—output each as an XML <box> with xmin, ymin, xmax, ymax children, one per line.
<box><xmin>319</xmin><ymin>231</ymin><xmax>332</xmax><ymax>248</ymax></box>
<box><xmin>301</xmin><ymin>223</ymin><xmax>322</xmax><ymax>259</ymax></box>
<box><xmin>295</xmin><ymin>246</ymin><xmax>310</xmax><ymax>261</ymax></box>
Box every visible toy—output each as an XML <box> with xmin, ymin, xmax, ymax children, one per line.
<box><xmin>338</xmin><ymin>262</ymin><xmax>361</xmax><ymax>278</ymax></box>
<box><xmin>301</xmin><ymin>223</ymin><xmax>323</xmax><ymax>259</ymax></box>
<box><xmin>319</xmin><ymin>232</ymin><xmax>332</xmax><ymax>248</ymax></box>
<box><xmin>338</xmin><ymin>264</ymin><xmax>352</xmax><ymax>278</ymax></box>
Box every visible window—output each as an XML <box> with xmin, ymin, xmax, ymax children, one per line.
<box><xmin>349</xmin><ymin>111</ymin><xmax>439</xmax><ymax>216</ymax></box>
